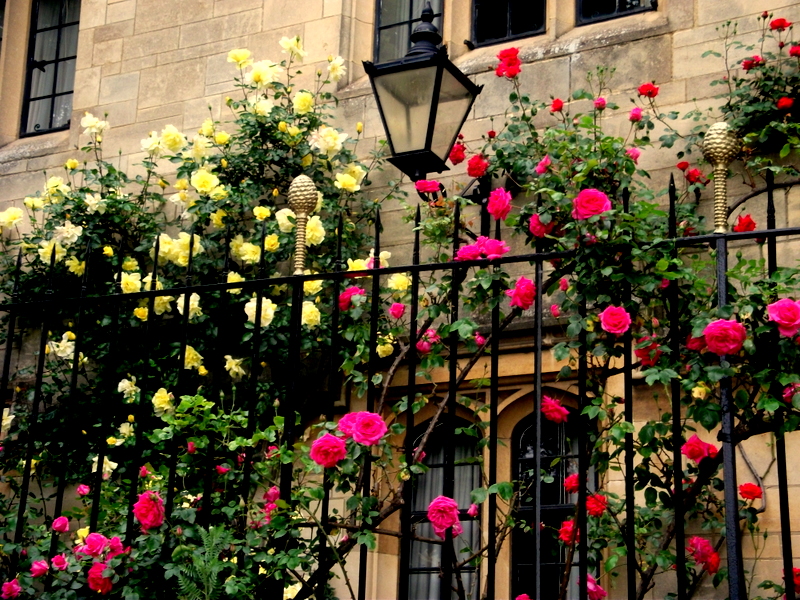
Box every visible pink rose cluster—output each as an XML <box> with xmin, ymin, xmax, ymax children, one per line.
<box><xmin>571</xmin><ymin>188</ymin><xmax>612</xmax><ymax>220</ymax></box>
<box><xmin>339</xmin><ymin>286</ymin><xmax>366</xmax><ymax>311</ymax></box>
<box><xmin>427</xmin><ymin>495</ymin><xmax>462</xmax><ymax>539</ymax></box>
<box><xmin>416</xmin><ymin>328</ymin><xmax>441</xmax><ymax>354</ymax></box>
<box><xmin>257</xmin><ymin>485</ymin><xmax>280</xmax><ymax>526</ymax></box>
<box><xmin>506</xmin><ymin>276</ymin><xmax>536</xmax><ymax>310</ymax></box>
<box><xmin>455</xmin><ymin>236</ymin><xmax>510</xmax><ymax>262</ymax></box>
<box><xmin>767</xmin><ymin>298</ymin><xmax>800</xmax><ymax>337</ymax></box>
<box><xmin>414</xmin><ymin>179</ymin><xmax>440</xmax><ymax>194</ymax></box>
<box><xmin>309</xmin><ymin>433</ymin><xmax>347</xmax><ymax>468</ymax></box>
<box><xmin>687</xmin><ymin>536</ymin><xmax>720</xmax><ymax>573</ymax></box>
<box><xmin>337</xmin><ymin>411</ymin><xmax>388</xmax><ymax>445</ymax></box>
<box><xmin>585</xmin><ymin>574</ymin><xmax>608</xmax><ymax>600</ymax></box>
<box><xmin>528</xmin><ymin>213</ymin><xmax>554</xmax><ymax>238</ymax></box>
<box><xmin>132</xmin><ymin>490</ymin><xmax>165</xmax><ymax>533</ymax></box>
<box><xmin>681</xmin><ymin>434</ymin><xmax>718</xmax><ymax>465</ymax></box>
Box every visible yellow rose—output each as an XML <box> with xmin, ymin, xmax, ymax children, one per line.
<box><xmin>38</xmin><ymin>240</ymin><xmax>67</xmax><ymax>263</ymax></box>
<box><xmin>160</xmin><ymin>124</ymin><xmax>187</xmax><ymax>152</ymax></box>
<box><xmin>246</xmin><ymin>60</ymin><xmax>283</xmax><ymax>88</ymax></box>
<box><xmin>377</xmin><ymin>341</ymin><xmax>394</xmax><ymax>358</ymax></box>
<box><xmin>198</xmin><ymin>366</ymin><xmax>209</xmax><ymax>376</ymax></box>
<box><xmin>224</xmin><ymin>355</ymin><xmax>247</xmax><ymax>380</ymax></box>
<box><xmin>65</xmin><ymin>158</ymin><xmax>79</xmax><ymax>170</ymax></box>
<box><xmin>306</xmin><ymin>216</ymin><xmax>325</xmax><ymax>246</ymax></box>
<box><xmin>184</xmin><ymin>346</ymin><xmax>204</xmax><ymax>370</ymax></box>
<box><xmin>122</xmin><ymin>257</ymin><xmax>139</xmax><ymax>271</ymax></box>
<box><xmin>214</xmin><ymin>131</ymin><xmax>230</xmax><ymax>145</ymax></box>
<box><xmin>344</xmin><ymin>163</ymin><xmax>366</xmax><ymax>185</ymax></box>
<box><xmin>177</xmin><ymin>293</ymin><xmax>203</xmax><ymax>321</ymax></box>
<box><xmin>133</xmin><ymin>307</ymin><xmax>149</xmax><ymax>321</ymax></box>
<box><xmin>275</xmin><ymin>208</ymin><xmax>296</xmax><ymax>233</ymax></box>
<box><xmin>334</xmin><ymin>173</ymin><xmax>359</xmax><ymax>193</ymax></box>
<box><xmin>152</xmin><ymin>387</ymin><xmax>174</xmax><ymax>417</ymax></box>
<box><xmin>0</xmin><ymin>207</ymin><xmax>23</xmax><ymax>229</ymax></box>
<box><xmin>24</xmin><ymin>196</ymin><xmax>44</xmax><ymax>210</ymax></box>
<box><xmin>327</xmin><ymin>55</ymin><xmax>346</xmax><ymax>82</ymax></box>
<box><xmin>692</xmin><ymin>385</ymin><xmax>710</xmax><ymax>400</ymax></box>
<box><xmin>244</xmin><ymin>296</ymin><xmax>277</xmax><ymax>328</ymax></box>
<box><xmin>76</xmin><ymin>527</ymin><xmax>90</xmax><ymax>544</ymax></box>
<box><xmin>103</xmin><ymin>246</ymin><xmax>114</xmax><ymax>257</ymax></box>
<box><xmin>128</xmin><ymin>415</ymin><xmax>135</xmax><ymax>423</ymax></box>
<box><xmin>174</xmin><ymin>178</ymin><xmax>189</xmax><ymax>191</ymax></box>
<box><xmin>263</xmin><ymin>234</ymin><xmax>280</xmax><ymax>253</ymax></box>
<box><xmin>190</xmin><ymin>169</ymin><xmax>220</xmax><ymax>195</ymax></box>
<box><xmin>238</xmin><ymin>242</ymin><xmax>261</xmax><ymax>264</ymax></box>
<box><xmin>278</xmin><ymin>121</ymin><xmax>288</xmax><ymax>133</ymax></box>
<box><xmin>211</xmin><ymin>209</ymin><xmax>227</xmax><ymax>228</ymax></box>
<box><xmin>227</xmin><ymin>271</ymin><xmax>244</xmax><ymax>294</ymax></box>
<box><xmin>107</xmin><ymin>436</ymin><xmax>118</xmax><ymax>446</ymax></box>
<box><xmin>227</xmin><ymin>48</ymin><xmax>252</xmax><ymax>68</ymax></box>
<box><xmin>120</xmin><ymin>272</ymin><xmax>142</xmax><ymax>294</ymax></box>
<box><xmin>210</xmin><ymin>186</ymin><xmax>228</xmax><ymax>201</ymax></box>
<box><xmin>292</xmin><ymin>91</ymin><xmax>315</xmax><ymax>115</ymax></box>
<box><xmin>154</xmin><ymin>295</ymin><xmax>174</xmax><ymax>315</ymax></box>
<box><xmin>199</xmin><ymin>118</ymin><xmax>214</xmax><ymax>137</ymax></box>
<box><xmin>301</xmin><ymin>301</ymin><xmax>321</xmax><ymax>328</ymax></box>
<box><xmin>301</xmin><ymin>154</ymin><xmax>313</xmax><ymax>167</ymax></box>
<box><xmin>303</xmin><ymin>273</ymin><xmax>323</xmax><ymax>296</ymax></box>
<box><xmin>346</xmin><ymin>258</ymin><xmax>368</xmax><ymax>275</ymax></box>
<box><xmin>279</xmin><ymin>36</ymin><xmax>307</xmax><ymax>59</ymax></box>
<box><xmin>287</xmin><ymin>126</ymin><xmax>300</xmax><ymax>137</ymax></box>
<box><xmin>387</xmin><ymin>273</ymin><xmax>411</xmax><ymax>292</ymax></box>
<box><xmin>356</xmin><ymin>121</ymin><xmax>363</xmax><ymax>134</ymax></box>
<box><xmin>65</xmin><ymin>256</ymin><xmax>86</xmax><ymax>276</ymax></box>
<box><xmin>254</xmin><ymin>206</ymin><xmax>271</xmax><ymax>220</ymax></box>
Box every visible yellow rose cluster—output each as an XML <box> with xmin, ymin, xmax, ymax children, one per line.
<box><xmin>154</xmin><ymin>232</ymin><xmax>205</xmax><ymax>267</ymax></box>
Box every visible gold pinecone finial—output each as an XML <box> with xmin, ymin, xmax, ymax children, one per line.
<box><xmin>287</xmin><ymin>175</ymin><xmax>318</xmax><ymax>275</ymax></box>
<box><xmin>703</xmin><ymin>122</ymin><xmax>740</xmax><ymax>233</ymax></box>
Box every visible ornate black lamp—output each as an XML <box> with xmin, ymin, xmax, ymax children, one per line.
<box><xmin>363</xmin><ymin>3</ymin><xmax>482</xmax><ymax>181</ymax></box>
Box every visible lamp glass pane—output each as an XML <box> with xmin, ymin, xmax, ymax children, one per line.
<box><xmin>373</xmin><ymin>66</ymin><xmax>437</xmax><ymax>154</ymax></box>
<box><xmin>430</xmin><ymin>67</ymin><xmax>474</xmax><ymax>160</ymax></box>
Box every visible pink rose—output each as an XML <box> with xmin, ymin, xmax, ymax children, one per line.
<box><xmin>77</xmin><ymin>484</ymin><xmax>90</xmax><ymax>496</ymax></box>
<box><xmin>550</xmin><ymin>304</ymin><xmax>560</xmax><ymax>318</ymax></box>
<box><xmin>351</xmin><ymin>412</ymin><xmax>388</xmax><ymax>446</ymax></box>
<box><xmin>542</xmin><ymin>396</ymin><xmax>569</xmax><ymax>423</ymax></box>
<box><xmin>626</xmin><ymin>147</ymin><xmax>641</xmax><ymax>163</ymax></box>
<box><xmin>339</xmin><ymin>286</ymin><xmax>366</xmax><ymax>311</ymax></box>
<box><xmin>559</xmin><ymin>277</ymin><xmax>569</xmax><ymax>291</ymax></box>
<box><xmin>187</xmin><ymin>441</ymin><xmax>197</xmax><ymax>454</ymax></box>
<box><xmin>487</xmin><ymin>188</ymin><xmax>512</xmax><ymax>220</ymax></box>
<box><xmin>337</xmin><ymin>412</ymin><xmax>360</xmax><ymax>438</ymax></box>
<box><xmin>30</xmin><ymin>560</ymin><xmax>48</xmax><ymax>578</ymax></box>
<box><xmin>475</xmin><ymin>332</ymin><xmax>486</xmax><ymax>346</ymax></box>
<box><xmin>415</xmin><ymin>180</ymin><xmax>440</xmax><ymax>193</ymax></box>
<box><xmin>686</xmin><ymin>334</ymin><xmax>706</xmax><ymax>351</ymax></box>
<box><xmin>480</xmin><ymin>237</ymin><xmax>510</xmax><ymax>259</ymax></box>
<box><xmin>52</xmin><ymin>516</ymin><xmax>69</xmax><ymax>532</ymax></box>
<box><xmin>264</xmin><ymin>486</ymin><xmax>280</xmax><ymax>503</ymax></box>
<box><xmin>506</xmin><ymin>276</ymin><xmax>536</xmax><ymax>310</ymax></box>
<box><xmin>310</xmin><ymin>433</ymin><xmax>347</xmax><ymax>468</ymax></box>
<box><xmin>467</xmin><ymin>503</ymin><xmax>479</xmax><ymax>517</ymax></box>
<box><xmin>427</xmin><ymin>496</ymin><xmax>460</xmax><ymax>539</ymax></box>
<box><xmin>87</xmin><ymin>561</ymin><xmax>113</xmax><ymax>595</ymax></box>
<box><xmin>586</xmin><ymin>493</ymin><xmax>608</xmax><ymax>517</ymax></box>
<box><xmin>767</xmin><ymin>298</ymin><xmax>800</xmax><ymax>337</ymax></box>
<box><xmin>416</xmin><ymin>328</ymin><xmax>441</xmax><ymax>354</ymax></box>
<box><xmin>1</xmin><ymin>579</ymin><xmax>21</xmax><ymax>599</ymax></box>
<box><xmin>594</xmin><ymin>97</ymin><xmax>606</xmax><ymax>110</ymax></box>
<box><xmin>703</xmin><ymin>318</ymin><xmax>746</xmax><ymax>355</ymax></box>
<box><xmin>389</xmin><ymin>303</ymin><xmax>406</xmax><ymax>319</ymax></box>
<box><xmin>51</xmin><ymin>554</ymin><xmax>68</xmax><ymax>571</ymax></box>
<box><xmin>534</xmin><ymin>155</ymin><xmax>551</xmax><ymax>175</ymax></box>
<box><xmin>598</xmin><ymin>305</ymin><xmax>631</xmax><ymax>335</ymax></box>
<box><xmin>455</xmin><ymin>244</ymin><xmax>482</xmax><ymax>261</ymax></box>
<box><xmin>528</xmin><ymin>213</ymin><xmax>554</xmax><ymax>238</ymax></box>
<box><xmin>467</xmin><ymin>154</ymin><xmax>489</xmax><ymax>178</ymax></box>
<box><xmin>516</xmin><ymin>595</ymin><xmax>532</xmax><ymax>600</ymax></box>
<box><xmin>80</xmin><ymin>533</ymin><xmax>109</xmax><ymax>557</ymax></box>
<box><xmin>132</xmin><ymin>490</ymin><xmax>165</xmax><ymax>533</ymax></box>
<box><xmin>106</xmin><ymin>537</ymin><xmax>125</xmax><ymax>560</ymax></box>
<box><xmin>783</xmin><ymin>383</ymin><xmax>800</xmax><ymax>404</ymax></box>
<box><xmin>629</xmin><ymin>107</ymin><xmax>643</xmax><ymax>122</ymax></box>
<box><xmin>139</xmin><ymin>465</ymin><xmax>150</xmax><ymax>478</ymax></box>
<box><xmin>586</xmin><ymin>574</ymin><xmax>608</xmax><ymax>600</ymax></box>
<box><xmin>216</xmin><ymin>465</ymin><xmax>231</xmax><ymax>475</ymax></box>
<box><xmin>681</xmin><ymin>434</ymin><xmax>718</xmax><ymax>464</ymax></box>
<box><xmin>571</xmin><ymin>188</ymin><xmax>611</xmax><ymax>220</ymax></box>
<box><xmin>687</xmin><ymin>536</ymin><xmax>715</xmax><ymax>563</ymax></box>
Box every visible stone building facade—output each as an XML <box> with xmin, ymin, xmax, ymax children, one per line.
<box><xmin>1</xmin><ymin>0</ymin><xmax>799</xmax><ymax>599</ymax></box>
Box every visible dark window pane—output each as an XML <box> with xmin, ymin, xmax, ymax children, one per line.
<box><xmin>579</xmin><ymin>0</ymin><xmax>652</xmax><ymax>24</ymax></box>
<box><xmin>34</xmin><ymin>28</ymin><xmax>58</xmax><ymax>61</ymax></box>
<box><xmin>375</xmin><ymin>0</ymin><xmax>442</xmax><ymax>63</ymax></box>
<box><xmin>65</xmin><ymin>0</ymin><xmax>80</xmax><ymax>22</ymax></box>
<box><xmin>29</xmin><ymin>62</ymin><xmax>55</xmax><ymax>98</ymax></box>
<box><xmin>52</xmin><ymin>94</ymin><xmax>72</xmax><ymax>128</ymax></box>
<box><xmin>56</xmin><ymin>59</ymin><xmax>76</xmax><ymax>93</ymax></box>
<box><xmin>59</xmin><ymin>24</ymin><xmax>79</xmax><ymax>58</ymax></box>
<box><xmin>380</xmin><ymin>0</ymin><xmax>410</xmax><ymax>28</ymax></box>
<box><xmin>377</xmin><ymin>23</ymin><xmax>410</xmax><ymax>63</ymax></box>
<box><xmin>0</xmin><ymin>0</ymin><xmax>7</xmax><ymax>47</ymax></box>
<box><xmin>510</xmin><ymin>1</ymin><xmax>544</xmax><ymax>37</ymax></box>
<box><xmin>37</xmin><ymin>0</ymin><xmax>62</xmax><ymax>28</ymax></box>
<box><xmin>474</xmin><ymin>0</ymin><xmax>544</xmax><ymax>45</ymax></box>
<box><xmin>26</xmin><ymin>98</ymin><xmax>53</xmax><ymax>133</ymax></box>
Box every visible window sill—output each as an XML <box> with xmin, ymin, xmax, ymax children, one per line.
<box><xmin>0</xmin><ymin>130</ymin><xmax>71</xmax><ymax>167</ymax></box>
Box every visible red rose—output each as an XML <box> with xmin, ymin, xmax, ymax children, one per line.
<box><xmin>766</xmin><ymin>298</ymin><xmax>800</xmax><ymax>337</ymax></box>
<box><xmin>687</xmin><ymin>536</ymin><xmax>714</xmax><ymax>563</ymax></box>
<box><xmin>783</xmin><ymin>383</ymin><xmax>800</xmax><ymax>403</ymax></box>
<box><xmin>427</xmin><ymin>495</ymin><xmax>460</xmax><ymax>539</ymax></box>
<box><xmin>634</xmin><ymin>336</ymin><xmax>662</xmax><ymax>367</ymax></box>
<box><xmin>594</xmin><ymin>97</ymin><xmax>607</xmax><ymax>110</ymax></box>
<box><xmin>778</xmin><ymin>97</ymin><xmax>794</xmax><ymax>110</ymax></box>
<box><xmin>535</xmin><ymin>154</ymin><xmax>551</xmax><ymax>175</ymax></box>
<box><xmin>741</xmin><ymin>55</ymin><xmax>764</xmax><ymax>70</ymax></box>
<box><xmin>733</xmin><ymin>214</ymin><xmax>756</xmax><ymax>232</ymax></box>
<box><xmin>415</xmin><ymin>180</ymin><xmax>440</xmax><ymax>193</ymax></box>
<box><xmin>739</xmin><ymin>482</ymin><xmax>763</xmax><ymax>500</ymax></box>
<box><xmin>467</xmin><ymin>154</ymin><xmax>489</xmax><ymax>178</ymax></box>
<box><xmin>541</xmin><ymin>396</ymin><xmax>569</xmax><ymax>423</ymax></box>
<box><xmin>586</xmin><ymin>493</ymin><xmax>608</xmax><ymax>517</ymax></box>
<box><xmin>187</xmin><ymin>441</ymin><xmax>196</xmax><ymax>454</ymax></box>
<box><xmin>449</xmin><ymin>143</ymin><xmax>466</xmax><ymax>165</ymax></box>
<box><xmin>685</xmin><ymin>334</ymin><xmax>707</xmax><ymax>351</ymax></box>
<box><xmin>681</xmin><ymin>434</ymin><xmax>718</xmax><ymax>464</ymax></box>
<box><xmin>310</xmin><ymin>433</ymin><xmax>347</xmax><ymax>468</ymax></box>
<box><xmin>550</xmin><ymin>98</ymin><xmax>564</xmax><ymax>112</ymax></box>
<box><xmin>626</xmin><ymin>147</ymin><xmax>641</xmax><ymax>164</ymax></box>
<box><xmin>637</xmin><ymin>82</ymin><xmax>659</xmax><ymax>98</ymax></box>
<box><xmin>704</xmin><ymin>551</ymin><xmax>720</xmax><ymax>574</ymax></box>
<box><xmin>339</xmin><ymin>286</ymin><xmax>366</xmax><ymax>310</ymax></box>
<box><xmin>506</xmin><ymin>276</ymin><xmax>536</xmax><ymax>310</ymax></box>
<box><xmin>550</xmin><ymin>304</ymin><xmax>561</xmax><ymax>318</ymax></box>
<box><xmin>598</xmin><ymin>305</ymin><xmax>632</xmax><ymax>336</ymax></box>
<box><xmin>676</xmin><ymin>161</ymin><xmax>689</xmax><ymax>171</ymax></box>
<box><xmin>558</xmin><ymin>519</ymin><xmax>578</xmax><ymax>544</ymax></box>
<box><xmin>572</xmin><ymin>188</ymin><xmax>611</xmax><ymax>219</ymax></box>
<box><xmin>87</xmin><ymin>562</ymin><xmax>113</xmax><ymax>595</ymax></box>
<box><xmin>132</xmin><ymin>490</ymin><xmax>165</xmax><ymax>533</ymax></box>
<box><xmin>351</xmin><ymin>411</ymin><xmax>387</xmax><ymax>446</ymax></box>
<box><xmin>559</xmin><ymin>277</ymin><xmax>569</xmax><ymax>291</ymax></box>
<box><xmin>703</xmin><ymin>318</ymin><xmax>746</xmax><ymax>354</ymax></box>
<box><xmin>216</xmin><ymin>464</ymin><xmax>230</xmax><ymax>474</ymax></box>
<box><xmin>770</xmin><ymin>17</ymin><xmax>792</xmax><ymax>31</ymax></box>
<box><xmin>685</xmin><ymin>168</ymin><xmax>708</xmax><ymax>184</ymax></box>
<box><xmin>495</xmin><ymin>47</ymin><xmax>521</xmax><ymax>78</ymax></box>
<box><xmin>487</xmin><ymin>187</ymin><xmax>512</xmax><ymax>220</ymax></box>
<box><xmin>564</xmin><ymin>473</ymin><xmax>579</xmax><ymax>493</ymax></box>
<box><xmin>791</xmin><ymin>45</ymin><xmax>800</xmax><ymax>57</ymax></box>
<box><xmin>791</xmin><ymin>567</ymin><xmax>800</xmax><ymax>594</ymax></box>
<box><xmin>529</xmin><ymin>213</ymin><xmax>554</xmax><ymax>238</ymax></box>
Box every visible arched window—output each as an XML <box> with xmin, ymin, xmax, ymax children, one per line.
<box><xmin>408</xmin><ymin>418</ymin><xmax>480</xmax><ymax>599</ymax></box>
<box><xmin>511</xmin><ymin>400</ymin><xmax>588</xmax><ymax>599</ymax></box>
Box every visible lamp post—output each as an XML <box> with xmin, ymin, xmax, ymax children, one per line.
<box><xmin>363</xmin><ymin>3</ymin><xmax>482</xmax><ymax>181</ymax></box>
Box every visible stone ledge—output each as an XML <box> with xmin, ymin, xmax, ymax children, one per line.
<box><xmin>0</xmin><ymin>131</ymin><xmax>72</xmax><ymax>167</ymax></box>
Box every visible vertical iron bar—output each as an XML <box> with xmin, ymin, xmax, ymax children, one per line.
<box><xmin>532</xmin><ymin>256</ymin><xmax>543</xmax><ymax>600</ymax></box>
<box><xmin>487</xmin><ymin>220</ymin><xmax>500</xmax><ymax>600</ymax></box>
<box><xmin>578</xmin><ymin>295</ymin><xmax>588</xmax><ymax>600</ymax></box>
<box><xmin>668</xmin><ymin>175</ymin><xmax>687</xmax><ymax>600</ymax></box>
<box><xmin>716</xmin><ymin>235</ymin><xmax>745</xmax><ymax>599</ymax></box>
<box><xmin>621</xmin><ymin>188</ymin><xmax>636</xmax><ymax>598</ymax></box>
<box><xmin>398</xmin><ymin>206</ymin><xmax>421</xmax><ymax>600</ymax></box>
<box><xmin>0</xmin><ymin>251</ymin><xmax>22</xmax><ymax>402</ymax></box>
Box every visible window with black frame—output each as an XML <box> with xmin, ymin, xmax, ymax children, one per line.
<box><xmin>472</xmin><ymin>0</ymin><xmax>545</xmax><ymax>47</ymax></box>
<box><xmin>21</xmin><ymin>0</ymin><xmax>81</xmax><ymax>137</ymax></box>
<box><xmin>408</xmin><ymin>418</ymin><xmax>480</xmax><ymax>599</ymax></box>
<box><xmin>512</xmin><ymin>405</ymin><xmax>589</xmax><ymax>599</ymax></box>
<box><xmin>577</xmin><ymin>0</ymin><xmax>654</xmax><ymax>26</ymax></box>
<box><xmin>375</xmin><ymin>0</ymin><xmax>443</xmax><ymax>64</ymax></box>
